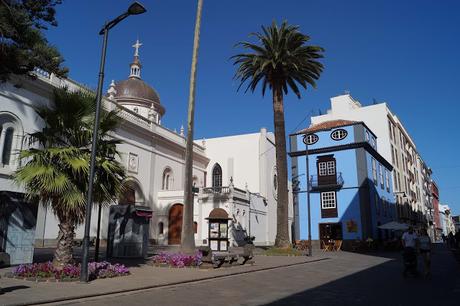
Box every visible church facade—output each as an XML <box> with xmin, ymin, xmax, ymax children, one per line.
<box><xmin>0</xmin><ymin>41</ymin><xmax>288</xmax><ymax>262</ymax></box>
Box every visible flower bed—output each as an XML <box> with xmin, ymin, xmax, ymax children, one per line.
<box><xmin>7</xmin><ymin>261</ymin><xmax>129</xmax><ymax>282</ymax></box>
<box><xmin>151</xmin><ymin>251</ymin><xmax>202</xmax><ymax>268</ymax></box>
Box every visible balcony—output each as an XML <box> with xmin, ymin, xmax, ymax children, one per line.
<box><xmin>201</xmin><ymin>186</ymin><xmax>231</xmax><ymax>194</ymax></box>
<box><xmin>309</xmin><ymin>173</ymin><xmax>344</xmax><ymax>192</ymax></box>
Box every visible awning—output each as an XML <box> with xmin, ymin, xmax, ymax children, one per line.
<box><xmin>378</xmin><ymin>221</ymin><xmax>409</xmax><ymax>231</ymax></box>
<box><xmin>134</xmin><ymin>207</ymin><xmax>153</xmax><ymax>218</ymax></box>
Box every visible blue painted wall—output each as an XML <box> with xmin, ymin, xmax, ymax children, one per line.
<box><xmin>291</xmin><ymin>123</ymin><xmax>395</xmax><ymax>241</ymax></box>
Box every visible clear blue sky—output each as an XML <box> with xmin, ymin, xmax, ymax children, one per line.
<box><xmin>45</xmin><ymin>0</ymin><xmax>460</xmax><ymax>214</ymax></box>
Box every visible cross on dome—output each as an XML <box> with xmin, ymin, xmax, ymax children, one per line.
<box><xmin>132</xmin><ymin>39</ymin><xmax>142</xmax><ymax>57</ymax></box>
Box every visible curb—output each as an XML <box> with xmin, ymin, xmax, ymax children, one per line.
<box><xmin>5</xmin><ymin>257</ymin><xmax>330</xmax><ymax>306</ymax></box>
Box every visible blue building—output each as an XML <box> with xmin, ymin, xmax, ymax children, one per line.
<box><xmin>289</xmin><ymin>120</ymin><xmax>396</xmax><ymax>248</ymax></box>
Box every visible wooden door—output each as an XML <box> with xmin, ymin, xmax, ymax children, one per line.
<box><xmin>119</xmin><ymin>187</ymin><xmax>135</xmax><ymax>205</ymax></box>
<box><xmin>168</xmin><ymin>204</ymin><xmax>183</xmax><ymax>245</ymax></box>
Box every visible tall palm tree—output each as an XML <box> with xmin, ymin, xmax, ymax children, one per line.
<box><xmin>15</xmin><ymin>87</ymin><xmax>125</xmax><ymax>267</ymax></box>
<box><xmin>182</xmin><ymin>0</ymin><xmax>203</xmax><ymax>253</ymax></box>
<box><xmin>232</xmin><ymin>21</ymin><xmax>324</xmax><ymax>248</ymax></box>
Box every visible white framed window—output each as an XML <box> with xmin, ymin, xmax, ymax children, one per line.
<box><xmin>319</xmin><ymin>162</ymin><xmax>327</xmax><ymax>176</ymax></box>
<box><xmin>162</xmin><ymin>167</ymin><xmax>173</xmax><ymax>190</ymax></box>
<box><xmin>331</xmin><ymin>129</ymin><xmax>348</xmax><ymax>141</ymax></box>
<box><xmin>0</xmin><ymin>113</ymin><xmax>22</xmax><ymax>169</ymax></box>
<box><xmin>303</xmin><ymin>133</ymin><xmax>319</xmax><ymax>145</ymax></box>
<box><xmin>327</xmin><ymin>161</ymin><xmax>335</xmax><ymax>175</ymax></box>
<box><xmin>212</xmin><ymin>163</ymin><xmax>222</xmax><ymax>188</ymax></box>
<box><xmin>365</xmin><ymin>131</ymin><xmax>370</xmax><ymax>141</ymax></box>
<box><xmin>321</xmin><ymin>191</ymin><xmax>336</xmax><ymax>209</ymax></box>
<box><xmin>379</xmin><ymin>164</ymin><xmax>384</xmax><ymax>189</ymax></box>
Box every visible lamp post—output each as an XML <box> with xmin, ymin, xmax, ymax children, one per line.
<box><xmin>303</xmin><ymin>136</ymin><xmax>312</xmax><ymax>257</ymax></box>
<box><xmin>80</xmin><ymin>1</ymin><xmax>146</xmax><ymax>283</ymax></box>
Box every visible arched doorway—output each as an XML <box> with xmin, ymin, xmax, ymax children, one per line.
<box><xmin>168</xmin><ymin>204</ymin><xmax>183</xmax><ymax>245</ymax></box>
<box><xmin>118</xmin><ymin>179</ymin><xmax>144</xmax><ymax>206</ymax></box>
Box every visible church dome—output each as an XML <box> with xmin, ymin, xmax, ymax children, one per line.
<box><xmin>108</xmin><ymin>39</ymin><xmax>165</xmax><ymax>117</ymax></box>
<box><xmin>114</xmin><ymin>78</ymin><xmax>161</xmax><ymax>106</ymax></box>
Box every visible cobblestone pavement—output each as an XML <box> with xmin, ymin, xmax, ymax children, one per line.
<box><xmin>49</xmin><ymin>244</ymin><xmax>460</xmax><ymax>306</ymax></box>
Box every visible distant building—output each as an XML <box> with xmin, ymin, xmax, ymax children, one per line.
<box><xmin>431</xmin><ymin>181</ymin><xmax>442</xmax><ymax>241</ymax></box>
<box><xmin>289</xmin><ymin>120</ymin><xmax>395</xmax><ymax>248</ymax></box>
<box><xmin>439</xmin><ymin>204</ymin><xmax>455</xmax><ymax>236</ymax></box>
<box><xmin>452</xmin><ymin>215</ymin><xmax>460</xmax><ymax>233</ymax></box>
<box><xmin>310</xmin><ymin>94</ymin><xmax>433</xmax><ymax>233</ymax></box>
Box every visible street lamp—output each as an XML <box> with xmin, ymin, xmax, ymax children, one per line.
<box><xmin>80</xmin><ymin>1</ymin><xmax>146</xmax><ymax>283</ymax></box>
<box><xmin>303</xmin><ymin>136</ymin><xmax>312</xmax><ymax>257</ymax></box>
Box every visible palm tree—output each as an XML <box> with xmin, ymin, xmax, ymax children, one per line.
<box><xmin>182</xmin><ymin>0</ymin><xmax>203</xmax><ymax>253</ymax></box>
<box><xmin>232</xmin><ymin>21</ymin><xmax>324</xmax><ymax>248</ymax></box>
<box><xmin>15</xmin><ymin>87</ymin><xmax>125</xmax><ymax>267</ymax></box>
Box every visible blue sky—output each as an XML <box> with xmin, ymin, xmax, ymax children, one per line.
<box><xmin>45</xmin><ymin>0</ymin><xmax>460</xmax><ymax>214</ymax></box>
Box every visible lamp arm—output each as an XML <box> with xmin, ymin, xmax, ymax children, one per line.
<box><xmin>99</xmin><ymin>12</ymin><xmax>130</xmax><ymax>35</ymax></box>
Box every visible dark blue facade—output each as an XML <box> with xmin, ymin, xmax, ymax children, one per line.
<box><xmin>289</xmin><ymin>122</ymin><xmax>395</xmax><ymax>244</ymax></box>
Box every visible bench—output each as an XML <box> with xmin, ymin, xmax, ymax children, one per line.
<box><xmin>199</xmin><ymin>244</ymin><xmax>254</xmax><ymax>268</ymax></box>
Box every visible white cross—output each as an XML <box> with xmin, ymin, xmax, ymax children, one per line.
<box><xmin>132</xmin><ymin>39</ymin><xmax>142</xmax><ymax>57</ymax></box>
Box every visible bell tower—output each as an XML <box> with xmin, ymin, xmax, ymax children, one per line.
<box><xmin>129</xmin><ymin>39</ymin><xmax>142</xmax><ymax>78</ymax></box>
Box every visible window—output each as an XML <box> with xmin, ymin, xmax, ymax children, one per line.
<box><xmin>158</xmin><ymin>222</ymin><xmax>164</xmax><ymax>235</ymax></box>
<box><xmin>365</xmin><ymin>131</ymin><xmax>370</xmax><ymax>141</ymax></box>
<box><xmin>382</xmin><ymin>198</ymin><xmax>387</xmax><ymax>216</ymax></box>
<box><xmin>379</xmin><ymin>164</ymin><xmax>384</xmax><ymax>189</ymax></box>
<box><xmin>321</xmin><ymin>191</ymin><xmax>336</xmax><ymax>209</ymax></box>
<box><xmin>391</xmin><ymin>145</ymin><xmax>395</xmax><ymax>165</ymax></box>
<box><xmin>385</xmin><ymin>170</ymin><xmax>390</xmax><ymax>192</ymax></box>
<box><xmin>303</xmin><ymin>133</ymin><xmax>318</xmax><ymax>145</ymax></box>
<box><xmin>389</xmin><ymin>121</ymin><xmax>393</xmax><ymax>140</ymax></box>
<box><xmin>331</xmin><ymin>129</ymin><xmax>348</xmax><ymax>141</ymax></box>
<box><xmin>327</xmin><ymin>161</ymin><xmax>335</xmax><ymax>175</ymax></box>
<box><xmin>212</xmin><ymin>163</ymin><xmax>222</xmax><ymax>188</ymax></box>
<box><xmin>162</xmin><ymin>168</ymin><xmax>173</xmax><ymax>190</ymax></box>
<box><xmin>1</xmin><ymin>127</ymin><xmax>14</xmax><ymax>165</ymax></box>
<box><xmin>372</xmin><ymin>158</ymin><xmax>377</xmax><ymax>185</ymax></box>
<box><xmin>319</xmin><ymin>162</ymin><xmax>327</xmax><ymax>176</ymax></box>
<box><xmin>318</xmin><ymin>161</ymin><xmax>335</xmax><ymax>176</ymax></box>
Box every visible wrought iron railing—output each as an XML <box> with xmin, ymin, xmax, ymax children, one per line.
<box><xmin>309</xmin><ymin>173</ymin><xmax>344</xmax><ymax>191</ymax></box>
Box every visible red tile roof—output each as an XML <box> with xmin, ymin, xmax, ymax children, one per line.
<box><xmin>297</xmin><ymin>119</ymin><xmax>358</xmax><ymax>134</ymax></box>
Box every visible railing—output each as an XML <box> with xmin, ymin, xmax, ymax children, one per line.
<box><xmin>309</xmin><ymin>173</ymin><xmax>344</xmax><ymax>191</ymax></box>
<box><xmin>201</xmin><ymin>186</ymin><xmax>231</xmax><ymax>194</ymax></box>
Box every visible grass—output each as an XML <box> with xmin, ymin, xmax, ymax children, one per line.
<box><xmin>264</xmin><ymin>247</ymin><xmax>303</xmax><ymax>256</ymax></box>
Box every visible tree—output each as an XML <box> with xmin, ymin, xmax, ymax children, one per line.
<box><xmin>181</xmin><ymin>0</ymin><xmax>203</xmax><ymax>253</ymax></box>
<box><xmin>232</xmin><ymin>21</ymin><xmax>324</xmax><ymax>248</ymax></box>
<box><xmin>15</xmin><ymin>87</ymin><xmax>125</xmax><ymax>267</ymax></box>
<box><xmin>0</xmin><ymin>0</ymin><xmax>68</xmax><ymax>82</ymax></box>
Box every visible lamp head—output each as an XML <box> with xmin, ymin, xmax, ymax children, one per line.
<box><xmin>128</xmin><ymin>2</ymin><xmax>146</xmax><ymax>15</ymax></box>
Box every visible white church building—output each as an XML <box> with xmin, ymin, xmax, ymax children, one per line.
<box><xmin>0</xmin><ymin>41</ymin><xmax>291</xmax><ymax>263</ymax></box>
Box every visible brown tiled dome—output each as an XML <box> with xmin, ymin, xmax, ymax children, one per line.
<box><xmin>114</xmin><ymin>78</ymin><xmax>161</xmax><ymax>105</ymax></box>
<box><xmin>207</xmin><ymin>208</ymin><xmax>230</xmax><ymax>220</ymax></box>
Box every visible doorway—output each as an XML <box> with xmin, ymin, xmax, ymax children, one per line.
<box><xmin>319</xmin><ymin>223</ymin><xmax>343</xmax><ymax>248</ymax></box>
<box><xmin>168</xmin><ymin>204</ymin><xmax>183</xmax><ymax>245</ymax></box>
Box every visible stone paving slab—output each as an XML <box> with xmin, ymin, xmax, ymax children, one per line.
<box><xmin>0</xmin><ymin>254</ymin><xmax>332</xmax><ymax>306</ymax></box>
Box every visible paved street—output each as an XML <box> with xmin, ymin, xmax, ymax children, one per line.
<box><xmin>46</xmin><ymin>244</ymin><xmax>460</xmax><ymax>306</ymax></box>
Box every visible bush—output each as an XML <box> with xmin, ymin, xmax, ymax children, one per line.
<box><xmin>152</xmin><ymin>251</ymin><xmax>202</xmax><ymax>268</ymax></box>
<box><xmin>11</xmin><ymin>261</ymin><xmax>129</xmax><ymax>280</ymax></box>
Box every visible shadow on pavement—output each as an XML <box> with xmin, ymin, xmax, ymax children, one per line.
<box><xmin>0</xmin><ymin>285</ymin><xmax>30</xmax><ymax>295</ymax></box>
<box><xmin>265</xmin><ymin>244</ymin><xmax>460</xmax><ymax>306</ymax></box>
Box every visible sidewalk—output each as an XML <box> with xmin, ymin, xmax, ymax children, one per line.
<box><xmin>0</xmin><ymin>253</ymin><xmax>330</xmax><ymax>306</ymax></box>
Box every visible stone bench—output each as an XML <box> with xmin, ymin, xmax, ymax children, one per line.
<box><xmin>199</xmin><ymin>244</ymin><xmax>254</xmax><ymax>268</ymax></box>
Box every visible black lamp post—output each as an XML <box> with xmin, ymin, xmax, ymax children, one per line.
<box><xmin>80</xmin><ymin>1</ymin><xmax>146</xmax><ymax>283</ymax></box>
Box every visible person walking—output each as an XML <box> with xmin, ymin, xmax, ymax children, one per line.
<box><xmin>401</xmin><ymin>226</ymin><xmax>418</xmax><ymax>277</ymax></box>
<box><xmin>418</xmin><ymin>228</ymin><xmax>432</xmax><ymax>278</ymax></box>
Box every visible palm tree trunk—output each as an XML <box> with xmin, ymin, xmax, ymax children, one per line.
<box><xmin>272</xmin><ymin>84</ymin><xmax>291</xmax><ymax>248</ymax></box>
<box><xmin>181</xmin><ymin>0</ymin><xmax>203</xmax><ymax>253</ymax></box>
<box><xmin>53</xmin><ymin>218</ymin><xmax>75</xmax><ymax>268</ymax></box>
